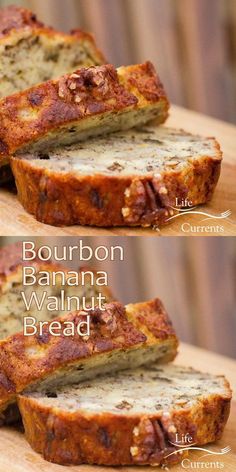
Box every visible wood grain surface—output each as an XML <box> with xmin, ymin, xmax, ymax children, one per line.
<box><xmin>0</xmin><ymin>343</ymin><xmax>235</xmax><ymax>472</ymax></box>
<box><xmin>0</xmin><ymin>105</ymin><xmax>235</xmax><ymax>237</ymax></box>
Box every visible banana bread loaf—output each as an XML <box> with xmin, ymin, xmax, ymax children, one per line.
<box><xmin>0</xmin><ymin>298</ymin><xmax>178</xmax><ymax>424</ymax></box>
<box><xmin>0</xmin><ymin>61</ymin><xmax>169</xmax><ymax>172</ymax></box>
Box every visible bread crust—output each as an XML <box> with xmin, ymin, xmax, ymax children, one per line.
<box><xmin>0</xmin><ymin>61</ymin><xmax>168</xmax><ymax>165</ymax></box>
<box><xmin>11</xmin><ymin>141</ymin><xmax>222</xmax><ymax>227</ymax></box>
<box><xmin>18</xmin><ymin>377</ymin><xmax>231</xmax><ymax>466</ymax></box>
<box><xmin>0</xmin><ymin>299</ymin><xmax>178</xmax><ymax>423</ymax></box>
<box><xmin>0</xmin><ymin>5</ymin><xmax>44</xmax><ymax>36</ymax></box>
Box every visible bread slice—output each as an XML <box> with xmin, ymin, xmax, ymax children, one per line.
<box><xmin>11</xmin><ymin>125</ymin><xmax>222</xmax><ymax>227</ymax></box>
<box><xmin>0</xmin><ymin>5</ymin><xmax>105</xmax><ymax>99</ymax></box>
<box><xmin>0</xmin><ymin>242</ymin><xmax>113</xmax><ymax>340</ymax></box>
<box><xmin>0</xmin><ymin>5</ymin><xmax>106</xmax><ymax>181</ymax></box>
<box><xmin>0</xmin><ymin>241</ymin><xmax>114</xmax><ymax>423</ymax></box>
<box><xmin>0</xmin><ymin>298</ymin><xmax>178</xmax><ymax>424</ymax></box>
<box><xmin>18</xmin><ymin>364</ymin><xmax>231</xmax><ymax>466</ymax></box>
<box><xmin>0</xmin><ymin>242</ymin><xmax>114</xmax><ymax>423</ymax></box>
<box><xmin>0</xmin><ymin>61</ymin><xmax>169</xmax><ymax>171</ymax></box>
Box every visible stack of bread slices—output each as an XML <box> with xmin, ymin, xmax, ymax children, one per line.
<box><xmin>0</xmin><ymin>243</ymin><xmax>232</xmax><ymax>467</ymax></box>
<box><xmin>0</xmin><ymin>5</ymin><xmax>222</xmax><ymax>228</ymax></box>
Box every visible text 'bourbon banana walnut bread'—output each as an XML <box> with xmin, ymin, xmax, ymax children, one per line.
<box><xmin>0</xmin><ymin>242</ymin><xmax>113</xmax><ymax>340</ymax></box>
<box><xmin>0</xmin><ymin>61</ymin><xmax>169</xmax><ymax>169</ymax></box>
<box><xmin>0</xmin><ymin>299</ymin><xmax>178</xmax><ymax>424</ymax></box>
<box><xmin>18</xmin><ymin>364</ymin><xmax>232</xmax><ymax>466</ymax></box>
<box><xmin>11</xmin><ymin>126</ymin><xmax>222</xmax><ymax>227</ymax></box>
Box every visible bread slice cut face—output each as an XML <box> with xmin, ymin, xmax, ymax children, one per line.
<box><xmin>0</xmin><ymin>5</ymin><xmax>106</xmax><ymax>181</ymax></box>
<box><xmin>0</xmin><ymin>5</ymin><xmax>105</xmax><ymax>99</ymax></box>
<box><xmin>18</xmin><ymin>364</ymin><xmax>232</xmax><ymax>466</ymax></box>
<box><xmin>11</xmin><ymin>126</ymin><xmax>222</xmax><ymax>227</ymax></box>
<box><xmin>0</xmin><ymin>61</ymin><xmax>169</xmax><ymax>170</ymax></box>
<box><xmin>0</xmin><ymin>298</ymin><xmax>178</xmax><ymax>423</ymax></box>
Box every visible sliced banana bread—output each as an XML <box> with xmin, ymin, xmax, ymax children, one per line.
<box><xmin>18</xmin><ymin>364</ymin><xmax>231</xmax><ymax>466</ymax></box>
<box><xmin>0</xmin><ymin>298</ymin><xmax>178</xmax><ymax>424</ymax></box>
<box><xmin>0</xmin><ymin>5</ymin><xmax>105</xmax><ymax>99</ymax></box>
<box><xmin>0</xmin><ymin>5</ymin><xmax>105</xmax><ymax>181</ymax></box>
<box><xmin>0</xmin><ymin>242</ymin><xmax>113</xmax><ymax>340</ymax></box>
<box><xmin>0</xmin><ymin>61</ymin><xmax>169</xmax><ymax>171</ymax></box>
<box><xmin>11</xmin><ymin>126</ymin><xmax>222</xmax><ymax>227</ymax></box>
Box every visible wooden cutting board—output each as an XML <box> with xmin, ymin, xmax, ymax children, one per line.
<box><xmin>0</xmin><ymin>344</ymin><xmax>235</xmax><ymax>472</ymax></box>
<box><xmin>0</xmin><ymin>105</ymin><xmax>235</xmax><ymax>236</ymax></box>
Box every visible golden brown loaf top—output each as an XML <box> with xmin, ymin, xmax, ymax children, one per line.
<box><xmin>0</xmin><ymin>61</ymin><xmax>169</xmax><ymax>164</ymax></box>
<box><xmin>0</xmin><ymin>5</ymin><xmax>44</xmax><ymax>35</ymax></box>
<box><xmin>18</xmin><ymin>364</ymin><xmax>232</xmax><ymax>466</ymax></box>
<box><xmin>0</xmin><ymin>299</ymin><xmax>178</xmax><ymax>423</ymax></box>
<box><xmin>11</xmin><ymin>126</ymin><xmax>222</xmax><ymax>227</ymax></box>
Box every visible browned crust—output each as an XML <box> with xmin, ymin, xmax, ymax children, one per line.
<box><xmin>0</xmin><ymin>61</ymin><xmax>169</xmax><ymax>163</ymax></box>
<box><xmin>0</xmin><ymin>5</ymin><xmax>44</xmax><ymax>36</ymax></box>
<box><xmin>11</xmin><ymin>141</ymin><xmax>222</xmax><ymax>227</ymax></box>
<box><xmin>0</xmin><ymin>299</ymin><xmax>177</xmax><ymax>421</ymax></box>
<box><xmin>126</xmin><ymin>299</ymin><xmax>178</xmax><ymax>353</ymax></box>
<box><xmin>120</xmin><ymin>61</ymin><xmax>167</xmax><ymax>102</ymax></box>
<box><xmin>17</xmin><ymin>378</ymin><xmax>231</xmax><ymax>466</ymax></box>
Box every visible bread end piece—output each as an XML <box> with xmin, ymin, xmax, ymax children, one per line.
<box><xmin>0</xmin><ymin>62</ymin><xmax>169</xmax><ymax>167</ymax></box>
<box><xmin>0</xmin><ymin>298</ymin><xmax>178</xmax><ymax>423</ymax></box>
